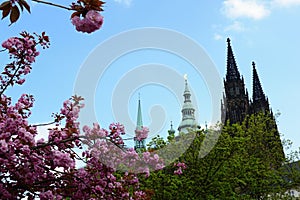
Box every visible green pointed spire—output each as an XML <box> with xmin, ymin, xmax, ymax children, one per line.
<box><xmin>134</xmin><ymin>93</ymin><xmax>146</xmax><ymax>152</ymax></box>
<box><xmin>136</xmin><ymin>93</ymin><xmax>143</xmax><ymax>131</ymax></box>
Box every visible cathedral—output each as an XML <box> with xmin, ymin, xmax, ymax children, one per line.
<box><xmin>221</xmin><ymin>38</ymin><xmax>274</xmax><ymax>124</ymax></box>
<box><xmin>221</xmin><ymin>38</ymin><xmax>285</xmax><ymax>163</ymax></box>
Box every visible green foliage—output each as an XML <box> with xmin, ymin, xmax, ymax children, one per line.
<box><xmin>140</xmin><ymin>113</ymin><xmax>300</xmax><ymax>199</ymax></box>
<box><xmin>147</xmin><ymin>135</ymin><xmax>167</xmax><ymax>151</ymax></box>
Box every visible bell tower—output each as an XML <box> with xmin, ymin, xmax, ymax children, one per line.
<box><xmin>178</xmin><ymin>74</ymin><xmax>199</xmax><ymax>132</ymax></box>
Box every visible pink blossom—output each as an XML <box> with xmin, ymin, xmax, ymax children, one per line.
<box><xmin>173</xmin><ymin>161</ymin><xmax>187</xmax><ymax>175</ymax></box>
<box><xmin>39</xmin><ymin>190</ymin><xmax>54</xmax><ymax>200</ymax></box>
<box><xmin>71</xmin><ymin>10</ymin><xmax>104</xmax><ymax>33</ymax></box>
<box><xmin>0</xmin><ymin>139</ymin><xmax>8</xmax><ymax>153</ymax></box>
<box><xmin>2</xmin><ymin>36</ymin><xmax>39</xmax><ymax>64</ymax></box>
<box><xmin>134</xmin><ymin>190</ymin><xmax>147</xmax><ymax>199</ymax></box>
<box><xmin>1</xmin><ymin>32</ymin><xmax>49</xmax><ymax>93</ymax></box>
<box><xmin>16</xmin><ymin>78</ymin><xmax>25</xmax><ymax>85</ymax></box>
<box><xmin>174</xmin><ymin>167</ymin><xmax>183</xmax><ymax>175</ymax></box>
<box><xmin>176</xmin><ymin>162</ymin><xmax>187</xmax><ymax>169</ymax></box>
<box><xmin>52</xmin><ymin>150</ymin><xmax>75</xmax><ymax>169</ymax></box>
<box><xmin>2</xmin><ymin>40</ymin><xmax>12</xmax><ymax>49</ymax></box>
<box><xmin>135</xmin><ymin>126</ymin><xmax>149</xmax><ymax>141</ymax></box>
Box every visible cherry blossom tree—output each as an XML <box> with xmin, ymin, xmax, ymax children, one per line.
<box><xmin>0</xmin><ymin>19</ymin><xmax>164</xmax><ymax>200</ymax></box>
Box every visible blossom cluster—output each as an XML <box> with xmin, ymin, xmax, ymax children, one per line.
<box><xmin>135</xmin><ymin>126</ymin><xmax>149</xmax><ymax>141</ymax></box>
<box><xmin>2</xmin><ymin>37</ymin><xmax>39</xmax><ymax>64</ymax></box>
<box><xmin>0</xmin><ymin>32</ymin><xmax>49</xmax><ymax>92</ymax></box>
<box><xmin>173</xmin><ymin>162</ymin><xmax>187</xmax><ymax>175</ymax></box>
<box><xmin>46</xmin><ymin>121</ymin><xmax>163</xmax><ymax>199</ymax></box>
<box><xmin>71</xmin><ymin>10</ymin><xmax>104</xmax><ymax>33</ymax></box>
<box><xmin>70</xmin><ymin>0</ymin><xmax>105</xmax><ymax>33</ymax></box>
<box><xmin>0</xmin><ymin>94</ymin><xmax>83</xmax><ymax>199</ymax></box>
<box><xmin>83</xmin><ymin>122</ymin><xmax>125</xmax><ymax>146</ymax></box>
<box><xmin>69</xmin><ymin>150</ymin><xmax>151</xmax><ymax>199</ymax></box>
<box><xmin>82</xmin><ymin>123</ymin><xmax>164</xmax><ymax>176</ymax></box>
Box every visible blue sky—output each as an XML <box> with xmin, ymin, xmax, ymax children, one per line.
<box><xmin>1</xmin><ymin>0</ymin><xmax>300</xmax><ymax>153</ymax></box>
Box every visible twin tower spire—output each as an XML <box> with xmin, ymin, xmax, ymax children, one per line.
<box><xmin>222</xmin><ymin>38</ymin><xmax>271</xmax><ymax>124</ymax></box>
<box><xmin>222</xmin><ymin>38</ymin><xmax>284</xmax><ymax>163</ymax></box>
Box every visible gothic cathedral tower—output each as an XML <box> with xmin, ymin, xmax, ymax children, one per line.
<box><xmin>221</xmin><ymin>38</ymin><xmax>285</xmax><ymax>164</ymax></box>
<box><xmin>222</xmin><ymin>38</ymin><xmax>249</xmax><ymax>124</ymax></box>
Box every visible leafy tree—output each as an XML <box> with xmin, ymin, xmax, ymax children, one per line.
<box><xmin>140</xmin><ymin>113</ymin><xmax>300</xmax><ymax>199</ymax></box>
<box><xmin>147</xmin><ymin>135</ymin><xmax>167</xmax><ymax>151</ymax></box>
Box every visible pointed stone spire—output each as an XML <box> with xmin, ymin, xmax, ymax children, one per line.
<box><xmin>252</xmin><ymin>62</ymin><xmax>265</xmax><ymax>102</ymax></box>
<box><xmin>226</xmin><ymin>38</ymin><xmax>241</xmax><ymax>81</ymax></box>
<box><xmin>223</xmin><ymin>38</ymin><xmax>249</xmax><ymax>124</ymax></box>
<box><xmin>178</xmin><ymin>74</ymin><xmax>198</xmax><ymax>133</ymax></box>
<box><xmin>250</xmin><ymin>62</ymin><xmax>269</xmax><ymax>114</ymax></box>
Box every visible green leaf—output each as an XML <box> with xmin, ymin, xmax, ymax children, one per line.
<box><xmin>9</xmin><ymin>5</ymin><xmax>19</xmax><ymax>24</ymax></box>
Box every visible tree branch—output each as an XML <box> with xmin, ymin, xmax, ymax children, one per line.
<box><xmin>31</xmin><ymin>136</ymin><xmax>83</xmax><ymax>150</ymax></box>
<box><xmin>0</xmin><ymin>62</ymin><xmax>23</xmax><ymax>96</ymax></box>
<box><xmin>32</xmin><ymin>121</ymin><xmax>56</xmax><ymax>127</ymax></box>
<box><xmin>32</xmin><ymin>0</ymin><xmax>75</xmax><ymax>11</ymax></box>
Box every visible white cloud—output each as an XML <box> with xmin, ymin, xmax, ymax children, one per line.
<box><xmin>272</xmin><ymin>0</ymin><xmax>300</xmax><ymax>7</ymax></box>
<box><xmin>213</xmin><ymin>33</ymin><xmax>224</xmax><ymax>41</ymax></box>
<box><xmin>224</xmin><ymin>21</ymin><xmax>246</xmax><ymax>32</ymax></box>
<box><xmin>114</xmin><ymin>0</ymin><xmax>132</xmax><ymax>7</ymax></box>
<box><xmin>222</xmin><ymin>0</ymin><xmax>271</xmax><ymax>20</ymax></box>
